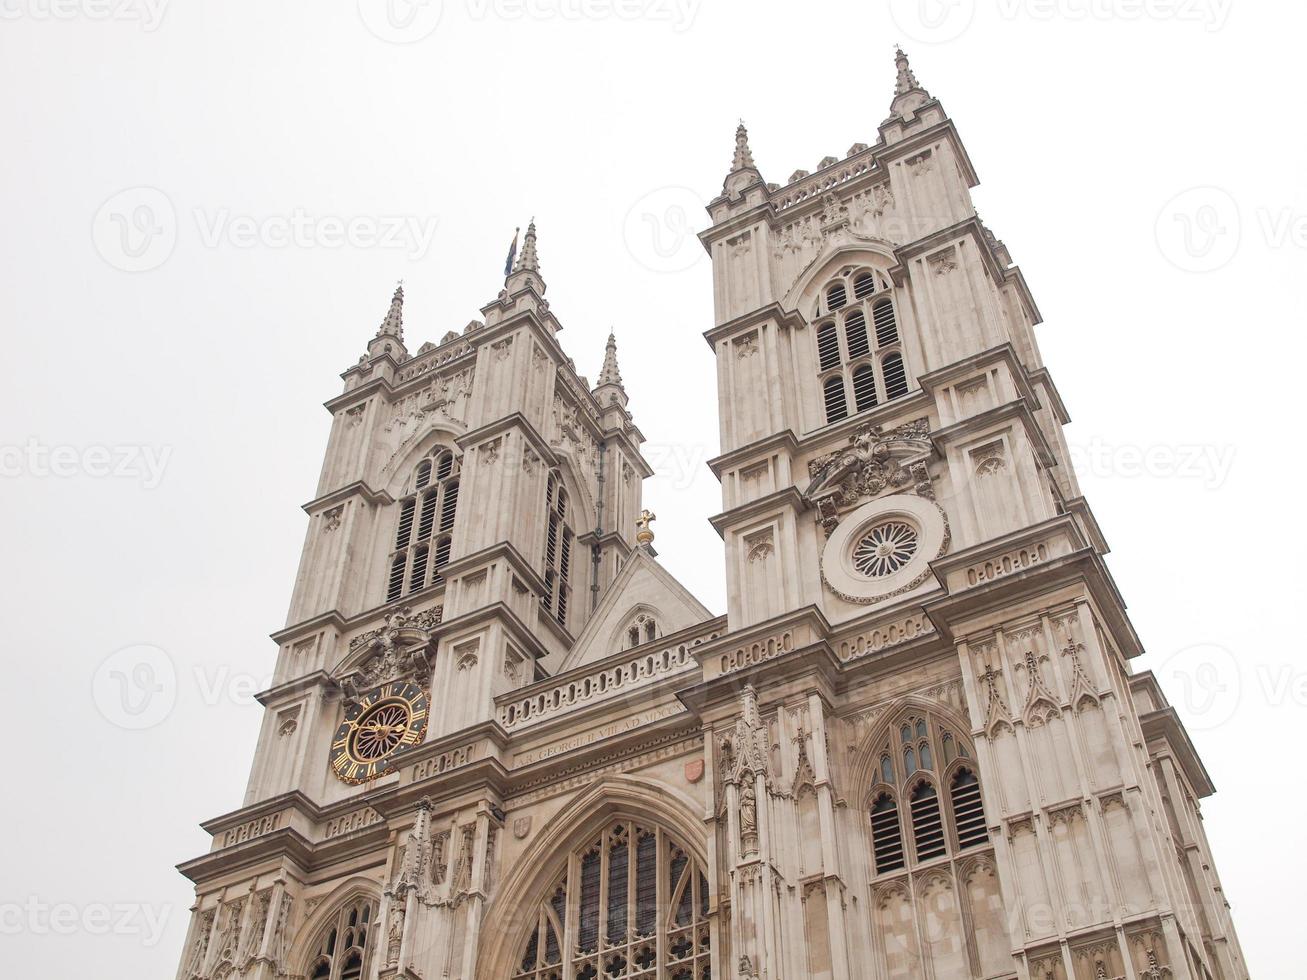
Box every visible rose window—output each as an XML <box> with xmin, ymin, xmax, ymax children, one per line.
<box><xmin>852</xmin><ymin>520</ymin><xmax>919</xmax><ymax>578</ymax></box>
<box><xmin>349</xmin><ymin>701</ymin><xmax>412</xmax><ymax>761</ymax></box>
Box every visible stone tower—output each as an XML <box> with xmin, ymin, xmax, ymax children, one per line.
<box><xmin>174</xmin><ymin>51</ymin><xmax>1247</xmax><ymax>980</ymax></box>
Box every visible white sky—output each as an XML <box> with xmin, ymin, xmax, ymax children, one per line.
<box><xmin>2</xmin><ymin>1</ymin><xmax>1303</xmax><ymax>976</ymax></box>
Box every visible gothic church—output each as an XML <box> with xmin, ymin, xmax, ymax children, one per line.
<box><xmin>174</xmin><ymin>50</ymin><xmax>1248</xmax><ymax>980</ymax></box>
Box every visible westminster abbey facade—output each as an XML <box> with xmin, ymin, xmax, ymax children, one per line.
<box><xmin>174</xmin><ymin>50</ymin><xmax>1248</xmax><ymax>980</ymax></box>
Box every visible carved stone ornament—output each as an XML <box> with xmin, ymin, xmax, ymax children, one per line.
<box><xmin>805</xmin><ymin>418</ymin><xmax>933</xmax><ymax>538</ymax></box>
<box><xmin>819</xmin><ymin>492</ymin><xmax>950</xmax><ymax>605</ymax></box>
<box><xmin>340</xmin><ymin>606</ymin><xmax>441</xmax><ymax>705</ymax></box>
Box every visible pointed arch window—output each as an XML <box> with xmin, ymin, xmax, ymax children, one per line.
<box><xmin>866</xmin><ymin>712</ymin><xmax>990</xmax><ymax>877</ymax></box>
<box><xmin>869</xmin><ymin>792</ymin><xmax>905</xmax><ymax>874</ymax></box>
<box><xmin>814</xmin><ymin>269</ymin><xmax>911</xmax><ymax>426</ymax></box>
<box><xmin>625</xmin><ymin>613</ymin><xmax>659</xmax><ymax>650</ymax></box>
<box><xmin>387</xmin><ymin>449</ymin><xmax>459</xmax><ymax>602</ymax></box>
<box><xmin>303</xmin><ymin>897</ymin><xmax>377</xmax><ymax>980</ymax></box>
<box><xmin>514</xmin><ymin>821</ymin><xmax>711</xmax><ymax>980</ymax></box>
<box><xmin>542</xmin><ymin>472</ymin><xmax>573</xmax><ymax>630</ymax></box>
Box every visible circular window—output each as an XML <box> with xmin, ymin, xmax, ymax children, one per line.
<box><xmin>852</xmin><ymin>520</ymin><xmax>919</xmax><ymax>577</ymax></box>
<box><xmin>349</xmin><ymin>700</ymin><xmax>412</xmax><ymax>761</ymax></box>
<box><xmin>820</xmin><ymin>493</ymin><xmax>949</xmax><ymax>604</ymax></box>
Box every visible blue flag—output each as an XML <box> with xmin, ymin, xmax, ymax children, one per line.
<box><xmin>504</xmin><ymin>227</ymin><xmax>519</xmax><ymax>277</ymax></box>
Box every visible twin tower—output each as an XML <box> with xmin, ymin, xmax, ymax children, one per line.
<box><xmin>175</xmin><ymin>50</ymin><xmax>1247</xmax><ymax>980</ymax></box>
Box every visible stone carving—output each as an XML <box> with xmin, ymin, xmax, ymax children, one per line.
<box><xmin>512</xmin><ymin>816</ymin><xmax>532</xmax><ymax>840</ymax></box>
<box><xmin>805</xmin><ymin>419</ymin><xmax>933</xmax><ymax>536</ymax></box>
<box><xmin>820</xmin><ymin>191</ymin><xmax>849</xmax><ymax>227</ymax></box>
<box><xmin>738</xmin><ymin>780</ymin><xmax>758</xmax><ymax>855</ymax></box>
<box><xmin>341</xmin><ymin>607</ymin><xmax>439</xmax><ymax>703</ymax></box>
<box><xmin>322</xmin><ymin>505</ymin><xmax>343</xmax><ymax>532</ymax></box>
<box><xmin>978</xmin><ymin>662</ymin><xmax>1013</xmax><ymax>734</ymax></box>
<box><xmin>430</xmin><ymin>830</ymin><xmax>450</xmax><ymax>884</ymax></box>
<box><xmin>1017</xmin><ymin>648</ymin><xmax>1061</xmax><ymax>723</ymax></box>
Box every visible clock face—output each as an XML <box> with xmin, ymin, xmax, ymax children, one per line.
<box><xmin>329</xmin><ymin>681</ymin><xmax>429</xmax><ymax>785</ymax></box>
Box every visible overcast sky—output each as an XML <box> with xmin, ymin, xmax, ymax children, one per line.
<box><xmin>2</xmin><ymin>1</ymin><xmax>1303</xmax><ymax>976</ymax></box>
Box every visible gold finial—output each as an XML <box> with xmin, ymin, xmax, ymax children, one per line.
<box><xmin>635</xmin><ymin>509</ymin><xmax>656</xmax><ymax>546</ymax></box>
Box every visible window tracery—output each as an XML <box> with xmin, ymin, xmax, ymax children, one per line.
<box><xmin>813</xmin><ymin>269</ymin><xmax>910</xmax><ymax>423</ymax></box>
<box><xmin>388</xmin><ymin>449</ymin><xmax>459</xmax><ymax>602</ymax></box>
<box><xmin>305</xmin><ymin>897</ymin><xmax>377</xmax><ymax>980</ymax></box>
<box><xmin>867</xmin><ymin>712</ymin><xmax>989</xmax><ymax>876</ymax></box>
<box><xmin>514</xmin><ymin>821</ymin><xmax>711</xmax><ymax>980</ymax></box>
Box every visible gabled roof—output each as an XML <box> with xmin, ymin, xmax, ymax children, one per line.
<box><xmin>554</xmin><ymin>548</ymin><xmax>715</xmax><ymax>672</ymax></box>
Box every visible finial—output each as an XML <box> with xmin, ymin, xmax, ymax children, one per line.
<box><xmin>377</xmin><ymin>280</ymin><xmax>404</xmax><ymax>341</ymax></box>
<box><xmin>730</xmin><ymin>120</ymin><xmax>756</xmax><ymax>173</ymax></box>
<box><xmin>894</xmin><ymin>45</ymin><xmax>921</xmax><ymax>95</ymax></box>
<box><xmin>597</xmin><ymin>331</ymin><xmax>624</xmax><ymax>388</ymax></box>
<box><xmin>513</xmin><ymin>219</ymin><xmax>540</xmax><ymax>274</ymax></box>
<box><xmin>635</xmin><ymin>509</ymin><xmax>656</xmax><ymax>547</ymax></box>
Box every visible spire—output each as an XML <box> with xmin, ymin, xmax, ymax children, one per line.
<box><xmin>377</xmin><ymin>281</ymin><xmax>404</xmax><ymax>342</ymax></box>
<box><xmin>598</xmin><ymin>332</ymin><xmax>623</xmax><ymax>387</ymax></box>
<box><xmin>512</xmin><ymin>219</ymin><xmax>539</xmax><ymax>274</ymax></box>
<box><xmin>893</xmin><ymin>46</ymin><xmax>923</xmax><ymax>96</ymax></box>
<box><xmin>888</xmin><ymin>46</ymin><xmax>932</xmax><ymax>119</ymax></box>
<box><xmin>730</xmin><ymin>119</ymin><xmax>756</xmax><ymax>173</ymax></box>
<box><xmin>367</xmin><ymin>280</ymin><xmax>409</xmax><ymax>361</ymax></box>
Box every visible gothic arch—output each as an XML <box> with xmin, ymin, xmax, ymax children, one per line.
<box><xmin>476</xmin><ymin>774</ymin><xmax>709</xmax><ymax>980</ymax></box>
<box><xmin>289</xmin><ymin>877</ymin><xmax>384</xmax><ymax>979</ymax></box>
<box><xmin>546</xmin><ymin>446</ymin><xmax>598</xmax><ymax>539</ymax></box>
<box><xmin>849</xmin><ymin>694</ymin><xmax>976</xmax><ymax>806</ymax></box>
<box><xmin>606</xmin><ymin>602</ymin><xmax>667</xmax><ymax>652</ymax></box>
<box><xmin>378</xmin><ymin>421</ymin><xmax>467</xmax><ymax>499</ymax></box>
<box><xmin>783</xmin><ymin>242</ymin><xmax>898</xmax><ymax>317</ymax></box>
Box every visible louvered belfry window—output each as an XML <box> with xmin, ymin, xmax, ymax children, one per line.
<box><xmin>386</xmin><ymin>449</ymin><xmax>460</xmax><ymax>602</ymax></box>
<box><xmin>542</xmin><ymin>472</ymin><xmax>573</xmax><ymax>629</ymax></box>
<box><xmin>867</xmin><ymin>712</ymin><xmax>990</xmax><ymax>878</ymax></box>
<box><xmin>813</xmin><ymin>269</ymin><xmax>911</xmax><ymax>425</ymax></box>
<box><xmin>514</xmin><ymin>822</ymin><xmax>711</xmax><ymax>980</ymax></box>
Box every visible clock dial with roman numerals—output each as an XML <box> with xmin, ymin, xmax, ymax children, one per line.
<box><xmin>328</xmin><ymin>681</ymin><xmax>429</xmax><ymax>785</ymax></box>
